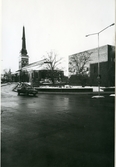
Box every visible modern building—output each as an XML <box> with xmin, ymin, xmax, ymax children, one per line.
<box><xmin>68</xmin><ymin>45</ymin><xmax>115</xmax><ymax>86</ymax></box>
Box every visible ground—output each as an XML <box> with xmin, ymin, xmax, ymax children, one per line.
<box><xmin>1</xmin><ymin>83</ymin><xmax>114</xmax><ymax>167</ymax></box>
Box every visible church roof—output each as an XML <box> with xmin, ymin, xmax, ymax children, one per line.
<box><xmin>22</xmin><ymin>59</ymin><xmax>63</xmax><ymax>72</ymax></box>
<box><xmin>15</xmin><ymin>58</ymin><xmax>62</xmax><ymax>74</ymax></box>
<box><xmin>21</xmin><ymin>59</ymin><xmax>50</xmax><ymax>71</ymax></box>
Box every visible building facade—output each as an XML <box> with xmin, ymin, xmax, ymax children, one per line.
<box><xmin>20</xmin><ymin>60</ymin><xmax>65</xmax><ymax>86</ymax></box>
<box><xmin>90</xmin><ymin>45</ymin><xmax>115</xmax><ymax>86</ymax></box>
<box><xmin>68</xmin><ymin>45</ymin><xmax>115</xmax><ymax>86</ymax></box>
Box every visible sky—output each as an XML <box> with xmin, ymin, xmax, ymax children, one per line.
<box><xmin>1</xmin><ymin>0</ymin><xmax>115</xmax><ymax>75</ymax></box>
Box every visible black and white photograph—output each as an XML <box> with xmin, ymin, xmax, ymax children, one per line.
<box><xmin>1</xmin><ymin>0</ymin><xmax>115</xmax><ymax>166</ymax></box>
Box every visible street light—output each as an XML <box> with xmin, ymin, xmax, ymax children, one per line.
<box><xmin>86</xmin><ymin>23</ymin><xmax>115</xmax><ymax>98</ymax></box>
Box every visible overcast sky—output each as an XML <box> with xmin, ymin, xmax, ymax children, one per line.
<box><xmin>1</xmin><ymin>0</ymin><xmax>115</xmax><ymax>74</ymax></box>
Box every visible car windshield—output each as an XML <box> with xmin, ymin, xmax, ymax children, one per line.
<box><xmin>18</xmin><ymin>83</ymin><xmax>33</xmax><ymax>89</ymax></box>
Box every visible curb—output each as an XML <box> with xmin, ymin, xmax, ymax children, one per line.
<box><xmin>1</xmin><ymin>83</ymin><xmax>12</xmax><ymax>87</ymax></box>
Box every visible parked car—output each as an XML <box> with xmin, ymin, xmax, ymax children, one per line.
<box><xmin>17</xmin><ymin>83</ymin><xmax>38</xmax><ymax>96</ymax></box>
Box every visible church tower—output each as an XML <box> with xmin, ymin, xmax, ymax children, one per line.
<box><xmin>19</xmin><ymin>26</ymin><xmax>29</xmax><ymax>69</ymax></box>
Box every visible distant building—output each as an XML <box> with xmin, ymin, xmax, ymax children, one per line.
<box><xmin>68</xmin><ymin>45</ymin><xmax>115</xmax><ymax>86</ymax></box>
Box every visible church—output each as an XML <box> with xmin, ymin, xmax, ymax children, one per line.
<box><xmin>13</xmin><ymin>27</ymin><xmax>65</xmax><ymax>86</ymax></box>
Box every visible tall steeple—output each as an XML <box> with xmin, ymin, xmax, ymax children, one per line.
<box><xmin>19</xmin><ymin>26</ymin><xmax>29</xmax><ymax>69</ymax></box>
<box><xmin>20</xmin><ymin>26</ymin><xmax>28</xmax><ymax>55</ymax></box>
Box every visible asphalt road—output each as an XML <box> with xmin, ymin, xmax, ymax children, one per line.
<box><xmin>1</xmin><ymin>83</ymin><xmax>114</xmax><ymax>167</ymax></box>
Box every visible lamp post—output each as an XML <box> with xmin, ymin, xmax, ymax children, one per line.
<box><xmin>86</xmin><ymin>23</ymin><xmax>115</xmax><ymax>98</ymax></box>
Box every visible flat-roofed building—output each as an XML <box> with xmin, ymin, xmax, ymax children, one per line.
<box><xmin>68</xmin><ymin>45</ymin><xmax>115</xmax><ymax>86</ymax></box>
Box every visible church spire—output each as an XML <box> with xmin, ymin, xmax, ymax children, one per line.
<box><xmin>19</xmin><ymin>26</ymin><xmax>29</xmax><ymax>70</ymax></box>
<box><xmin>20</xmin><ymin>26</ymin><xmax>28</xmax><ymax>55</ymax></box>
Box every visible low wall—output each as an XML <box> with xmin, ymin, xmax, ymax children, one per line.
<box><xmin>36</xmin><ymin>88</ymin><xmax>93</xmax><ymax>93</ymax></box>
<box><xmin>102</xmin><ymin>87</ymin><xmax>115</xmax><ymax>92</ymax></box>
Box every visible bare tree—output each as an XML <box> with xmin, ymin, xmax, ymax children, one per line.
<box><xmin>2</xmin><ymin>69</ymin><xmax>12</xmax><ymax>82</ymax></box>
<box><xmin>42</xmin><ymin>51</ymin><xmax>63</xmax><ymax>70</ymax></box>
<box><xmin>69</xmin><ymin>51</ymin><xmax>92</xmax><ymax>75</ymax></box>
<box><xmin>41</xmin><ymin>51</ymin><xmax>64</xmax><ymax>84</ymax></box>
